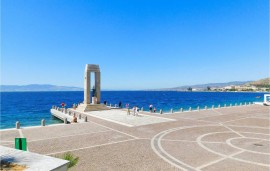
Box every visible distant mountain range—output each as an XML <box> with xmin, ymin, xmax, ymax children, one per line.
<box><xmin>1</xmin><ymin>78</ymin><xmax>269</xmax><ymax>92</ymax></box>
<box><xmin>152</xmin><ymin>81</ymin><xmax>252</xmax><ymax>91</ymax></box>
<box><xmin>156</xmin><ymin>78</ymin><xmax>269</xmax><ymax>91</ymax></box>
<box><xmin>0</xmin><ymin>84</ymin><xmax>83</xmax><ymax>92</ymax></box>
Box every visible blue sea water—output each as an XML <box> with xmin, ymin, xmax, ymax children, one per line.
<box><xmin>0</xmin><ymin>91</ymin><xmax>266</xmax><ymax>129</ymax></box>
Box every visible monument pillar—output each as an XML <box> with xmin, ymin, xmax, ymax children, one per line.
<box><xmin>95</xmin><ymin>72</ymin><xmax>101</xmax><ymax>104</ymax></box>
<box><xmin>84</xmin><ymin>69</ymin><xmax>91</xmax><ymax>104</ymax></box>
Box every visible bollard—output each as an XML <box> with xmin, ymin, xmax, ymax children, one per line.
<box><xmin>197</xmin><ymin>106</ymin><xmax>200</xmax><ymax>111</ymax></box>
<box><xmin>127</xmin><ymin>109</ymin><xmax>130</xmax><ymax>115</ymax></box>
<box><xmin>240</xmin><ymin>103</ymin><xmax>242</xmax><ymax>106</ymax></box>
<box><xmin>212</xmin><ymin>105</ymin><xmax>214</xmax><ymax>109</ymax></box>
<box><xmin>41</xmin><ymin>119</ymin><xmax>46</xmax><ymax>126</ymax></box>
<box><xmin>230</xmin><ymin>104</ymin><xmax>232</xmax><ymax>107</ymax></box>
<box><xmin>84</xmin><ymin>116</ymin><xmax>88</xmax><ymax>122</ymax></box>
<box><xmin>79</xmin><ymin>114</ymin><xmax>81</xmax><ymax>119</ymax></box>
<box><xmin>180</xmin><ymin>108</ymin><xmax>183</xmax><ymax>112</ymax></box>
<box><xmin>235</xmin><ymin>103</ymin><xmax>237</xmax><ymax>106</ymax></box>
<box><xmin>64</xmin><ymin>108</ymin><xmax>67</xmax><ymax>114</ymax></box>
<box><xmin>244</xmin><ymin>102</ymin><xmax>247</xmax><ymax>106</ymax></box>
<box><xmin>218</xmin><ymin>104</ymin><xmax>221</xmax><ymax>108</ymax></box>
<box><xmin>249</xmin><ymin>102</ymin><xmax>251</xmax><ymax>105</ymax></box>
<box><xmin>189</xmin><ymin>107</ymin><xmax>192</xmax><ymax>111</ymax></box>
<box><xmin>224</xmin><ymin>104</ymin><xmax>226</xmax><ymax>107</ymax></box>
<box><xmin>141</xmin><ymin>107</ymin><xmax>144</xmax><ymax>111</ymax></box>
<box><xmin>160</xmin><ymin>109</ymin><xmax>163</xmax><ymax>114</ymax></box>
<box><xmin>16</xmin><ymin>121</ymin><xmax>20</xmax><ymax>129</ymax></box>
<box><xmin>205</xmin><ymin>106</ymin><xmax>207</xmax><ymax>110</ymax></box>
<box><xmin>170</xmin><ymin>108</ymin><xmax>173</xmax><ymax>113</ymax></box>
<box><xmin>110</xmin><ymin>104</ymin><xmax>112</xmax><ymax>107</ymax></box>
<box><xmin>64</xmin><ymin>118</ymin><xmax>68</xmax><ymax>124</ymax></box>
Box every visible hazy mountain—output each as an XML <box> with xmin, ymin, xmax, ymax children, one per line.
<box><xmin>154</xmin><ymin>81</ymin><xmax>253</xmax><ymax>91</ymax></box>
<box><xmin>245</xmin><ymin>78</ymin><xmax>270</xmax><ymax>87</ymax></box>
<box><xmin>0</xmin><ymin>84</ymin><xmax>83</xmax><ymax>92</ymax></box>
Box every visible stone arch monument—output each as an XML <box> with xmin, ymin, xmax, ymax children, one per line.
<box><xmin>77</xmin><ymin>64</ymin><xmax>109</xmax><ymax>112</ymax></box>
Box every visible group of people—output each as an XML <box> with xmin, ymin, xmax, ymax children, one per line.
<box><xmin>127</xmin><ymin>106</ymin><xmax>140</xmax><ymax>116</ymax></box>
<box><xmin>149</xmin><ymin>104</ymin><xmax>156</xmax><ymax>113</ymax></box>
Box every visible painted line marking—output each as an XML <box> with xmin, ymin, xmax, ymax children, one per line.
<box><xmin>46</xmin><ymin>138</ymin><xmax>137</xmax><ymax>156</ymax></box>
<box><xmin>161</xmin><ymin>139</ymin><xmax>227</xmax><ymax>144</ymax></box>
<box><xmin>197</xmin><ymin>150</ymin><xmax>244</xmax><ymax>170</ymax></box>
<box><xmin>27</xmin><ymin>130</ymin><xmax>112</xmax><ymax>142</ymax></box>
<box><xmin>212</xmin><ymin>109</ymin><xmax>224</xmax><ymax>115</ymax></box>
<box><xmin>89</xmin><ymin>121</ymin><xmax>139</xmax><ymax>139</ymax></box>
<box><xmin>220</xmin><ymin>124</ymin><xmax>245</xmax><ymax>137</ymax></box>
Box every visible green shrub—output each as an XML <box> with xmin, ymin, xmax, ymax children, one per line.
<box><xmin>61</xmin><ymin>152</ymin><xmax>79</xmax><ymax>169</ymax></box>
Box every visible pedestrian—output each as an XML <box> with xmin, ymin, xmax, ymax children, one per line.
<box><xmin>133</xmin><ymin>106</ymin><xmax>136</xmax><ymax>116</ymax></box>
<box><xmin>61</xmin><ymin>102</ymin><xmax>65</xmax><ymax>108</ymax></box>
<box><xmin>119</xmin><ymin>101</ymin><xmax>122</xmax><ymax>108</ymax></box>
<box><xmin>72</xmin><ymin>114</ymin><xmax>77</xmax><ymax>123</ymax></box>
<box><xmin>149</xmin><ymin>104</ymin><xmax>153</xmax><ymax>112</ymax></box>
<box><xmin>135</xmin><ymin>106</ymin><xmax>139</xmax><ymax>116</ymax></box>
<box><xmin>154</xmin><ymin>107</ymin><xmax>156</xmax><ymax>113</ymax></box>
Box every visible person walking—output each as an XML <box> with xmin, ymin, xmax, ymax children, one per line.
<box><xmin>149</xmin><ymin>104</ymin><xmax>153</xmax><ymax>113</ymax></box>
<box><xmin>119</xmin><ymin>101</ymin><xmax>122</xmax><ymax>108</ymax></box>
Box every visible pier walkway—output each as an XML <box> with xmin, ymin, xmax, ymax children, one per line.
<box><xmin>0</xmin><ymin>105</ymin><xmax>269</xmax><ymax>171</ymax></box>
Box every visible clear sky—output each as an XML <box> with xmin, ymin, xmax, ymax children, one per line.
<box><xmin>1</xmin><ymin>0</ymin><xmax>269</xmax><ymax>90</ymax></box>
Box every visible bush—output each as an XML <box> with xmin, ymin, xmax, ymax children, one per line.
<box><xmin>61</xmin><ymin>152</ymin><xmax>79</xmax><ymax>169</ymax></box>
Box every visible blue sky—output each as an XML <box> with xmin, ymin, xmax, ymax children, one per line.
<box><xmin>1</xmin><ymin>0</ymin><xmax>269</xmax><ymax>90</ymax></box>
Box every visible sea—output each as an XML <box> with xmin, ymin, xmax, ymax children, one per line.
<box><xmin>0</xmin><ymin>91</ymin><xmax>266</xmax><ymax>129</ymax></box>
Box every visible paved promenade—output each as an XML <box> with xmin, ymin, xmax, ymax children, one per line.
<box><xmin>1</xmin><ymin>105</ymin><xmax>269</xmax><ymax>171</ymax></box>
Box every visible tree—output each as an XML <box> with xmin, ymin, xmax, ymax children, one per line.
<box><xmin>207</xmin><ymin>86</ymin><xmax>211</xmax><ymax>91</ymax></box>
<box><xmin>187</xmin><ymin>87</ymin><xmax>192</xmax><ymax>91</ymax></box>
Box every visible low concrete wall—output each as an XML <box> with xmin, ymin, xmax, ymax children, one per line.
<box><xmin>0</xmin><ymin>146</ymin><xmax>69</xmax><ymax>171</ymax></box>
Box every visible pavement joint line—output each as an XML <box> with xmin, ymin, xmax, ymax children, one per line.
<box><xmin>88</xmin><ymin>121</ymin><xmax>139</xmax><ymax>139</ymax></box>
<box><xmin>18</xmin><ymin>129</ymin><xmax>24</xmax><ymax>138</ymax></box>
<box><xmin>220</xmin><ymin>124</ymin><xmax>245</xmax><ymax>137</ymax></box>
<box><xmin>46</xmin><ymin>138</ymin><xmax>138</xmax><ymax>156</ymax></box>
<box><xmin>27</xmin><ymin>130</ymin><xmax>113</xmax><ymax>143</ymax></box>
<box><xmin>220</xmin><ymin>115</ymin><xmax>258</xmax><ymax>124</ymax></box>
<box><xmin>240</xmin><ymin>131</ymin><xmax>270</xmax><ymax>136</ymax></box>
<box><xmin>138</xmin><ymin>113</ymin><xmax>176</xmax><ymax>121</ymax></box>
<box><xmin>196</xmin><ymin>150</ymin><xmax>245</xmax><ymax>170</ymax></box>
<box><xmin>212</xmin><ymin>109</ymin><xmax>224</xmax><ymax>115</ymax></box>
<box><xmin>173</xmin><ymin>117</ymin><xmax>218</xmax><ymax>124</ymax></box>
<box><xmin>225</xmin><ymin>125</ymin><xmax>270</xmax><ymax>129</ymax></box>
<box><xmin>160</xmin><ymin>139</ymin><xmax>227</xmax><ymax>144</ymax></box>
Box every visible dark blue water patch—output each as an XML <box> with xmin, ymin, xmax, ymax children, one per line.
<box><xmin>0</xmin><ymin>91</ymin><xmax>266</xmax><ymax>129</ymax></box>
